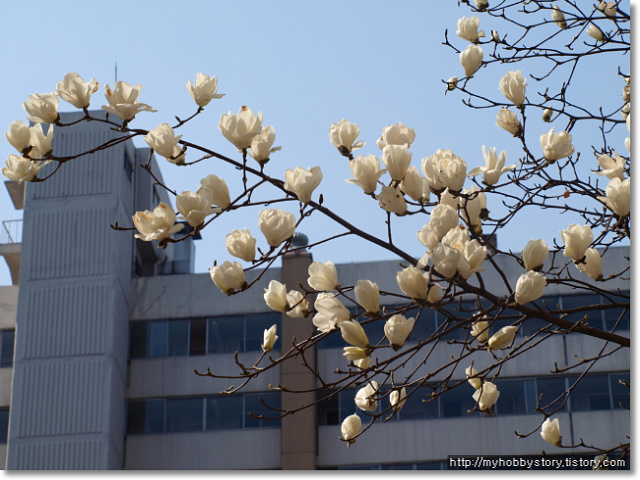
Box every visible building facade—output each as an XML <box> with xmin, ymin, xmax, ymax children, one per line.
<box><xmin>0</xmin><ymin>114</ymin><xmax>630</xmax><ymax>469</ymax></box>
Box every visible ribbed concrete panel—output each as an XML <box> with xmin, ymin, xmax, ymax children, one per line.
<box><xmin>10</xmin><ymin>438</ymin><xmax>108</xmax><ymax>470</ymax></box>
<box><xmin>20</xmin><ymin>284</ymin><xmax>111</xmax><ymax>359</ymax></box>
<box><xmin>15</xmin><ymin>359</ymin><xmax>105</xmax><ymax>437</ymax></box>
<box><xmin>25</xmin><ymin>208</ymin><xmax>115</xmax><ymax>280</ymax></box>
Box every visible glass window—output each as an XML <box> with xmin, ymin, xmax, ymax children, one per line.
<box><xmin>127</xmin><ymin>400</ymin><xmax>146</xmax><ymax>434</ymax></box>
<box><xmin>604</xmin><ymin>305</ymin><xmax>630</xmax><ymax>332</ymax></box>
<box><xmin>0</xmin><ymin>408</ymin><xmax>8</xmax><ymax>443</ymax></box>
<box><xmin>496</xmin><ymin>378</ymin><xmax>536</xmax><ymax>415</ymax></box>
<box><xmin>562</xmin><ymin>294</ymin><xmax>603</xmax><ymax>330</ymax></box>
<box><xmin>130</xmin><ymin>322</ymin><xmax>147</xmax><ymax>359</ymax></box>
<box><xmin>207</xmin><ymin>316</ymin><xmax>244</xmax><ymax>354</ymax></box>
<box><xmin>609</xmin><ymin>372</ymin><xmax>630</xmax><ymax>410</ymax></box>
<box><xmin>206</xmin><ymin>395</ymin><xmax>244</xmax><ymax>431</ymax></box>
<box><xmin>166</xmin><ymin>398</ymin><xmax>203</xmax><ymax>433</ymax></box>
<box><xmin>536</xmin><ymin>377</ymin><xmax>568</xmax><ymax>412</ymax></box>
<box><xmin>568</xmin><ymin>375</ymin><xmax>610</xmax><ymax>411</ymax></box>
<box><xmin>245</xmin><ymin>313</ymin><xmax>280</xmax><ymax>352</ymax></box>
<box><xmin>144</xmin><ymin>399</ymin><xmax>165</xmax><ymax>434</ymax></box>
<box><xmin>167</xmin><ymin>319</ymin><xmax>189</xmax><ymax>356</ymax></box>
<box><xmin>244</xmin><ymin>392</ymin><xmax>281</xmax><ymax>428</ymax></box>
<box><xmin>147</xmin><ymin>321</ymin><xmax>168</xmax><ymax>357</ymax></box>
<box><xmin>441</xmin><ymin>384</ymin><xmax>475</xmax><ymax>418</ymax></box>
<box><xmin>1</xmin><ymin>329</ymin><xmax>15</xmax><ymax>367</ymax></box>
<box><xmin>316</xmin><ymin>392</ymin><xmax>339</xmax><ymax>426</ymax></box>
<box><xmin>190</xmin><ymin>318</ymin><xmax>207</xmax><ymax>356</ymax></box>
<box><xmin>397</xmin><ymin>386</ymin><xmax>439</xmax><ymax>421</ymax></box>
<box><xmin>406</xmin><ymin>307</ymin><xmax>436</xmax><ymax>342</ymax></box>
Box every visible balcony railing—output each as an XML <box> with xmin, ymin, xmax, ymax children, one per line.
<box><xmin>0</xmin><ymin>219</ymin><xmax>22</xmax><ymax>245</ymax></box>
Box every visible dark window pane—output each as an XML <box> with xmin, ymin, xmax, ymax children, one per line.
<box><xmin>604</xmin><ymin>307</ymin><xmax>630</xmax><ymax>332</ymax></box>
<box><xmin>495</xmin><ymin>379</ymin><xmax>536</xmax><ymax>415</ymax></box>
<box><xmin>406</xmin><ymin>307</ymin><xmax>435</xmax><ymax>342</ymax></box>
<box><xmin>317</xmin><ymin>330</ymin><xmax>344</xmax><ymax>349</ymax></box>
<box><xmin>441</xmin><ymin>385</ymin><xmax>475</xmax><ymax>418</ymax></box>
<box><xmin>190</xmin><ymin>318</ymin><xmax>207</xmax><ymax>356</ymax></box>
<box><xmin>520</xmin><ymin>317</ymin><xmax>550</xmax><ymax>337</ymax></box>
<box><xmin>206</xmin><ymin>396</ymin><xmax>243</xmax><ymax>430</ymax></box>
<box><xmin>316</xmin><ymin>392</ymin><xmax>339</xmax><ymax>426</ymax></box>
<box><xmin>245</xmin><ymin>392</ymin><xmax>281</xmax><ymax>428</ymax></box>
<box><xmin>245</xmin><ymin>313</ymin><xmax>280</xmax><ymax>352</ymax></box>
<box><xmin>562</xmin><ymin>294</ymin><xmax>603</xmax><ymax>329</ymax></box>
<box><xmin>145</xmin><ymin>399</ymin><xmax>165</xmax><ymax>434</ymax></box>
<box><xmin>167</xmin><ymin>320</ymin><xmax>189</xmax><ymax>357</ymax></box>
<box><xmin>207</xmin><ymin>316</ymin><xmax>244</xmax><ymax>354</ymax></box>
<box><xmin>610</xmin><ymin>372</ymin><xmax>630</xmax><ymax>410</ymax></box>
<box><xmin>398</xmin><ymin>386</ymin><xmax>439</xmax><ymax>421</ymax></box>
<box><xmin>130</xmin><ymin>322</ymin><xmax>147</xmax><ymax>359</ymax></box>
<box><xmin>127</xmin><ymin>400</ymin><xmax>146</xmax><ymax>434</ymax></box>
<box><xmin>569</xmin><ymin>375</ymin><xmax>610</xmax><ymax>411</ymax></box>
<box><xmin>147</xmin><ymin>321</ymin><xmax>168</xmax><ymax>357</ymax></box>
<box><xmin>536</xmin><ymin>377</ymin><xmax>568</xmax><ymax>412</ymax></box>
<box><xmin>166</xmin><ymin>398</ymin><xmax>203</xmax><ymax>433</ymax></box>
<box><xmin>1</xmin><ymin>329</ymin><xmax>15</xmax><ymax>367</ymax></box>
<box><xmin>0</xmin><ymin>408</ymin><xmax>9</xmax><ymax>443</ymax></box>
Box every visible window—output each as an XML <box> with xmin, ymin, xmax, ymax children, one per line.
<box><xmin>0</xmin><ymin>329</ymin><xmax>15</xmax><ymax>368</ymax></box>
<box><xmin>0</xmin><ymin>408</ymin><xmax>8</xmax><ymax>443</ymax></box>
<box><xmin>496</xmin><ymin>379</ymin><xmax>536</xmax><ymax>415</ymax></box>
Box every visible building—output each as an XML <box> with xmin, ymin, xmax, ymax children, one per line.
<box><xmin>0</xmin><ymin>113</ymin><xmax>630</xmax><ymax>470</ymax></box>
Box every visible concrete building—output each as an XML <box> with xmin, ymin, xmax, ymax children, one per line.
<box><xmin>0</xmin><ymin>113</ymin><xmax>630</xmax><ymax>469</ymax></box>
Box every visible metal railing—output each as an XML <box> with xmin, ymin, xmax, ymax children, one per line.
<box><xmin>0</xmin><ymin>219</ymin><xmax>22</xmax><ymax>245</ymax></box>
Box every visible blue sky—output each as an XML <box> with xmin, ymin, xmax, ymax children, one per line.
<box><xmin>0</xmin><ymin>0</ymin><xmax>632</xmax><ymax>286</ymax></box>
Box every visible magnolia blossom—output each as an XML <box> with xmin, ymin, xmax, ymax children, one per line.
<box><xmin>343</xmin><ymin>347</ymin><xmax>369</xmax><ymax>362</ymax></box>
<box><xmin>426</xmin><ymin>284</ymin><xmax>443</xmax><ymax>304</ymax></box>
<box><xmin>466</xmin><ymin>366</ymin><xmax>482</xmax><ymax>390</ymax></box>
<box><xmin>340</xmin><ymin>414</ymin><xmax>362</xmax><ymax>445</ymax></box>
<box><xmin>249</xmin><ymin>126</ymin><xmax>281</xmax><ymax>164</ymax></box>
<box><xmin>258</xmin><ymin>209</ymin><xmax>296</xmax><ymax>247</ymax></box>
<box><xmin>23</xmin><ymin>92</ymin><xmax>59</xmax><ymax>124</ymax></box>
<box><xmin>355</xmin><ymin>279</ymin><xmax>380</xmax><ymax>314</ymax></box>
<box><xmin>396</xmin><ymin>265</ymin><xmax>429</xmax><ymax>300</ymax></box>
<box><xmin>560</xmin><ymin>224</ymin><xmax>593</xmax><ymax>262</ymax></box>
<box><xmin>542</xmin><ymin>108</ymin><xmax>553</xmax><ymax>123</ymax></box>
<box><xmin>209</xmin><ymin>261</ymin><xmax>246</xmax><ymax>294</ymax></box>
<box><xmin>541</xmin><ymin>128</ymin><xmax>574</xmax><ymax>162</ymax></box>
<box><xmin>576</xmin><ymin>248</ymin><xmax>603</xmax><ymax>281</ymax></box>
<box><xmin>186</xmin><ymin>72</ymin><xmax>224</xmax><ymax>107</ymax></box>
<box><xmin>622</xmin><ymin>85</ymin><xmax>630</xmax><ymax>103</ymax></box>
<box><xmin>353</xmin><ymin>356</ymin><xmax>372</xmax><ymax>370</ymax></box>
<box><xmin>586</xmin><ymin>24</ymin><xmax>605</xmax><ymax>41</ymax></box>
<box><xmin>540</xmin><ymin>418</ymin><xmax>561</xmax><ymax>447</ymax></box>
<box><xmin>431</xmin><ymin>243</ymin><xmax>462</xmax><ymax>278</ymax></box>
<box><xmin>514</xmin><ymin>271</ymin><xmax>547</xmax><ymax>305</ymax></box>
<box><xmin>439</xmin><ymin>188</ymin><xmax>459</xmax><ymax>210</ymax></box>
<box><xmin>329</xmin><ymin>119</ymin><xmax>365</xmax><ymax>156</ymax></box>
<box><xmin>459</xmin><ymin>186</ymin><xmax>486</xmax><ymax>233</ymax></box>
<box><xmin>457</xmin><ymin>15</ymin><xmax>485</xmax><ymax>43</ymax></box>
<box><xmin>286</xmin><ymin>290</ymin><xmax>309</xmax><ymax>318</ymax></box>
<box><xmin>488</xmin><ymin>325</ymin><xmax>519</xmax><ymax>350</ymax></box>
<box><xmin>264</xmin><ymin>280</ymin><xmax>288</xmax><ymax>313</ymax></box>
<box><xmin>56</xmin><ymin>72</ymin><xmax>99</xmax><ymax>109</ymax></box>
<box><xmin>200</xmin><ymin>174</ymin><xmax>231</xmax><ymax>209</ymax></box>
<box><xmin>595</xmin><ymin>152</ymin><xmax>625</xmax><ymax>180</ymax></box>
<box><xmin>446</xmin><ymin>77</ymin><xmax>458</xmax><ymax>91</ymax></box>
<box><xmin>384</xmin><ymin>314</ymin><xmax>416</xmax><ymax>349</ymax></box>
<box><xmin>400</xmin><ymin>166</ymin><xmax>430</xmax><ymax>203</ymax></box>
<box><xmin>28</xmin><ymin>124</ymin><xmax>54</xmax><ymax>157</ymax></box>
<box><xmin>145</xmin><ymin>123</ymin><xmax>185</xmax><ymax>164</ymax></box>
<box><xmin>522</xmin><ymin>239</ymin><xmax>550</xmax><ymax>271</ymax></box>
<box><xmin>308</xmin><ymin>261</ymin><xmax>339</xmax><ymax>291</ymax></box>
<box><xmin>468</xmin><ymin>146</ymin><xmax>515</xmax><ymax>186</ymax></box>
<box><xmin>597</xmin><ymin>1</ymin><xmax>617</xmax><ymax>17</ymax></box>
<box><xmin>313</xmin><ymin>293</ymin><xmax>350</xmax><ymax>332</ymax></box>
<box><xmin>346</xmin><ymin>154</ymin><xmax>387</xmax><ymax>194</ymax></box>
<box><xmin>340</xmin><ymin>320</ymin><xmax>370</xmax><ymax>349</ymax></box>
<box><xmin>598</xmin><ymin>177</ymin><xmax>630</xmax><ymax>217</ymax></box>
<box><xmin>422</xmin><ymin>148</ymin><xmax>467</xmax><ymax>192</ymax></box>
<box><xmin>499</xmin><ymin>70</ymin><xmax>527</xmax><ymax>106</ymax></box>
<box><xmin>376</xmin><ymin>123</ymin><xmax>415</xmax><ymax>150</ymax></box>
<box><xmin>262</xmin><ymin>324</ymin><xmax>278</xmax><ymax>352</ymax></box>
<box><xmin>458</xmin><ymin>239</ymin><xmax>488</xmax><ymax>279</ymax></box>
<box><xmin>551</xmin><ymin>5</ymin><xmax>567</xmax><ymax>29</ymax></box>
<box><xmin>226</xmin><ymin>228</ymin><xmax>257</xmax><ymax>262</ymax></box>
<box><xmin>390</xmin><ymin>388</ymin><xmax>407</xmax><ymax>412</ymax></box>
<box><xmin>284</xmin><ymin>166</ymin><xmax>323</xmax><ymax>203</ymax></box>
<box><xmin>495</xmin><ymin>108</ymin><xmax>522</xmax><ymax>136</ymax></box>
<box><xmin>491</xmin><ymin>30</ymin><xmax>500</xmax><ymax>42</ymax></box>
<box><xmin>381</xmin><ymin>144</ymin><xmax>412</xmax><ymax>181</ymax></box>
<box><xmin>474</xmin><ymin>0</ymin><xmax>489</xmax><ymax>9</ymax></box>
<box><xmin>355</xmin><ymin>381</ymin><xmax>378</xmax><ymax>412</ymax></box>
<box><xmin>176</xmin><ymin>188</ymin><xmax>218</xmax><ymax>227</ymax></box>
<box><xmin>418</xmin><ymin>204</ymin><xmax>459</xmax><ymax>251</ymax></box>
<box><xmin>132</xmin><ymin>202</ymin><xmax>184</xmax><ymax>242</ymax></box>
<box><xmin>376</xmin><ymin>185</ymin><xmax>407</xmax><ymax>215</ymax></box>
<box><xmin>460</xmin><ymin>45</ymin><xmax>484</xmax><ymax>78</ymax></box>
<box><xmin>621</xmin><ymin>102</ymin><xmax>630</xmax><ymax>121</ymax></box>
<box><xmin>5</xmin><ymin>121</ymin><xmax>31</xmax><ymax>153</ymax></box>
<box><xmin>471</xmin><ymin>319</ymin><xmax>490</xmax><ymax>343</ymax></box>
<box><xmin>219</xmin><ymin>106</ymin><xmax>263</xmax><ymax>150</ymax></box>
<box><xmin>472</xmin><ymin>382</ymin><xmax>500</xmax><ymax>411</ymax></box>
<box><xmin>102</xmin><ymin>81</ymin><xmax>156</xmax><ymax>121</ymax></box>
<box><xmin>2</xmin><ymin>154</ymin><xmax>49</xmax><ymax>183</ymax></box>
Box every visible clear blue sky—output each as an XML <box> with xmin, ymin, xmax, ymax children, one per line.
<box><xmin>0</xmin><ymin>0</ymin><xmax>632</xmax><ymax>286</ymax></box>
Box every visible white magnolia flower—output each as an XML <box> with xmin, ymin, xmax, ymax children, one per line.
<box><xmin>313</xmin><ymin>293</ymin><xmax>350</xmax><ymax>332</ymax></box>
<box><xmin>401</xmin><ymin>166</ymin><xmax>430</xmax><ymax>203</ymax></box>
<box><xmin>471</xmin><ymin>319</ymin><xmax>490</xmax><ymax>343</ymax></box>
<box><xmin>355</xmin><ymin>279</ymin><xmax>380</xmax><ymax>314</ymax></box>
<box><xmin>595</xmin><ymin>152</ymin><xmax>625</xmax><ymax>180</ymax></box>
<box><xmin>488</xmin><ymin>325</ymin><xmax>519</xmax><ymax>350</ymax></box>
<box><xmin>264</xmin><ymin>280</ymin><xmax>288</xmax><ymax>313</ymax></box>
<box><xmin>56</xmin><ymin>72</ymin><xmax>99</xmax><ymax>109</ymax></box>
<box><xmin>390</xmin><ymin>388</ymin><xmax>408</xmax><ymax>412</ymax></box>
<box><xmin>586</xmin><ymin>24</ymin><xmax>604</xmax><ymax>41</ymax></box>
<box><xmin>396</xmin><ymin>265</ymin><xmax>429</xmax><ymax>300</ymax></box>
<box><xmin>418</xmin><ymin>204</ymin><xmax>459</xmax><ymax>251</ymax></box>
<box><xmin>353</xmin><ymin>356</ymin><xmax>372</xmax><ymax>370</ymax></box>
<box><xmin>376</xmin><ymin>185</ymin><xmax>408</xmax><ymax>215</ymax></box>
<box><xmin>2</xmin><ymin>154</ymin><xmax>49</xmax><ymax>183</ymax></box>
<box><xmin>472</xmin><ymin>382</ymin><xmax>500</xmax><ymax>411</ymax></box>
<box><xmin>286</xmin><ymin>290</ymin><xmax>309</xmax><ymax>318</ymax></box>
<box><xmin>284</xmin><ymin>166</ymin><xmax>323</xmax><ymax>203</ymax></box>
<box><xmin>468</xmin><ymin>146</ymin><xmax>515</xmax><ymax>186</ymax></box>
<box><xmin>346</xmin><ymin>154</ymin><xmax>387</xmax><ymax>194</ymax></box>
<box><xmin>439</xmin><ymin>188</ymin><xmax>459</xmax><ymax>210</ymax></box>
<box><xmin>176</xmin><ymin>188</ymin><xmax>219</xmax><ymax>227</ymax></box>
<box><xmin>542</xmin><ymin>108</ymin><xmax>553</xmax><ymax>123</ymax></box>
<box><xmin>28</xmin><ymin>124</ymin><xmax>54</xmax><ymax>157</ymax></box>
<box><xmin>145</xmin><ymin>123</ymin><xmax>185</xmax><ymax>164</ymax></box>
<box><xmin>551</xmin><ymin>5</ymin><xmax>567</xmax><ymax>29</ymax></box>
<box><xmin>102</xmin><ymin>81</ymin><xmax>156</xmax><ymax>121</ymax></box>
<box><xmin>466</xmin><ymin>366</ymin><xmax>483</xmax><ymax>390</ymax></box>
<box><xmin>200</xmin><ymin>174</ymin><xmax>231</xmax><ymax>209</ymax></box>
<box><xmin>218</xmin><ymin>106</ymin><xmax>264</xmax><ymax>151</ymax></box>
<box><xmin>575</xmin><ymin>248</ymin><xmax>603</xmax><ymax>281</ymax></box>
<box><xmin>382</xmin><ymin>144</ymin><xmax>412</xmax><ymax>181</ymax></box>
<box><xmin>458</xmin><ymin>239</ymin><xmax>487</xmax><ymax>279</ymax></box>
<box><xmin>598</xmin><ymin>177</ymin><xmax>630</xmax><ymax>217</ymax></box>
<box><xmin>262</xmin><ymin>324</ymin><xmax>278</xmax><ymax>352</ymax></box>
<box><xmin>446</xmin><ymin>76</ymin><xmax>458</xmax><ymax>91</ymax></box>
<box><xmin>540</xmin><ymin>418</ymin><xmax>562</xmax><ymax>447</ymax></box>
<box><xmin>341</xmin><ymin>320</ymin><xmax>370</xmax><ymax>349</ymax></box>
<box><xmin>186</xmin><ymin>72</ymin><xmax>224</xmax><ymax>107</ymax></box>
<box><xmin>499</xmin><ymin>70</ymin><xmax>527</xmax><ymax>106</ymax></box>
<box><xmin>5</xmin><ymin>120</ymin><xmax>31</xmax><ymax>153</ymax></box>
<box><xmin>226</xmin><ymin>228</ymin><xmax>257</xmax><ymax>262</ymax></box>
<box><xmin>308</xmin><ymin>261</ymin><xmax>339</xmax><ymax>291</ymax></box>
<box><xmin>209</xmin><ymin>261</ymin><xmax>246</xmax><ymax>294</ymax></box>
<box><xmin>384</xmin><ymin>314</ymin><xmax>416</xmax><ymax>349</ymax></box>
<box><xmin>258</xmin><ymin>209</ymin><xmax>296</xmax><ymax>247</ymax></box>
<box><xmin>355</xmin><ymin>381</ymin><xmax>379</xmax><ymax>412</ymax></box>
<box><xmin>514</xmin><ymin>271</ymin><xmax>546</xmax><ymax>305</ymax></box>
<box><xmin>376</xmin><ymin>123</ymin><xmax>416</xmax><ymax>150</ymax></box>
<box><xmin>459</xmin><ymin>186</ymin><xmax>486</xmax><ymax>233</ymax></box>
<box><xmin>597</xmin><ymin>1</ymin><xmax>617</xmax><ymax>17</ymax></box>
<box><xmin>457</xmin><ymin>15</ymin><xmax>485</xmax><ymax>43</ymax></box>
<box><xmin>431</xmin><ymin>243</ymin><xmax>462</xmax><ymax>278</ymax></box>
<box><xmin>343</xmin><ymin>347</ymin><xmax>369</xmax><ymax>362</ymax></box>
<box><xmin>422</xmin><ymin>148</ymin><xmax>468</xmax><ymax>192</ymax></box>
<box><xmin>474</xmin><ymin>0</ymin><xmax>489</xmax><ymax>9</ymax></box>
<box><xmin>249</xmin><ymin>126</ymin><xmax>281</xmax><ymax>164</ymax></box>
<box><xmin>560</xmin><ymin>224</ymin><xmax>593</xmax><ymax>262</ymax></box>
<box><xmin>522</xmin><ymin>239</ymin><xmax>550</xmax><ymax>271</ymax></box>
<box><xmin>460</xmin><ymin>44</ymin><xmax>484</xmax><ymax>78</ymax></box>
<box><xmin>340</xmin><ymin>413</ymin><xmax>362</xmax><ymax>445</ymax></box>
<box><xmin>329</xmin><ymin>119</ymin><xmax>365</xmax><ymax>156</ymax></box>
<box><xmin>495</xmin><ymin>107</ymin><xmax>522</xmax><ymax>136</ymax></box>
<box><xmin>541</xmin><ymin>128</ymin><xmax>574</xmax><ymax>162</ymax></box>
<box><xmin>23</xmin><ymin>92</ymin><xmax>59</xmax><ymax>124</ymax></box>
<box><xmin>132</xmin><ymin>202</ymin><xmax>184</xmax><ymax>242</ymax></box>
